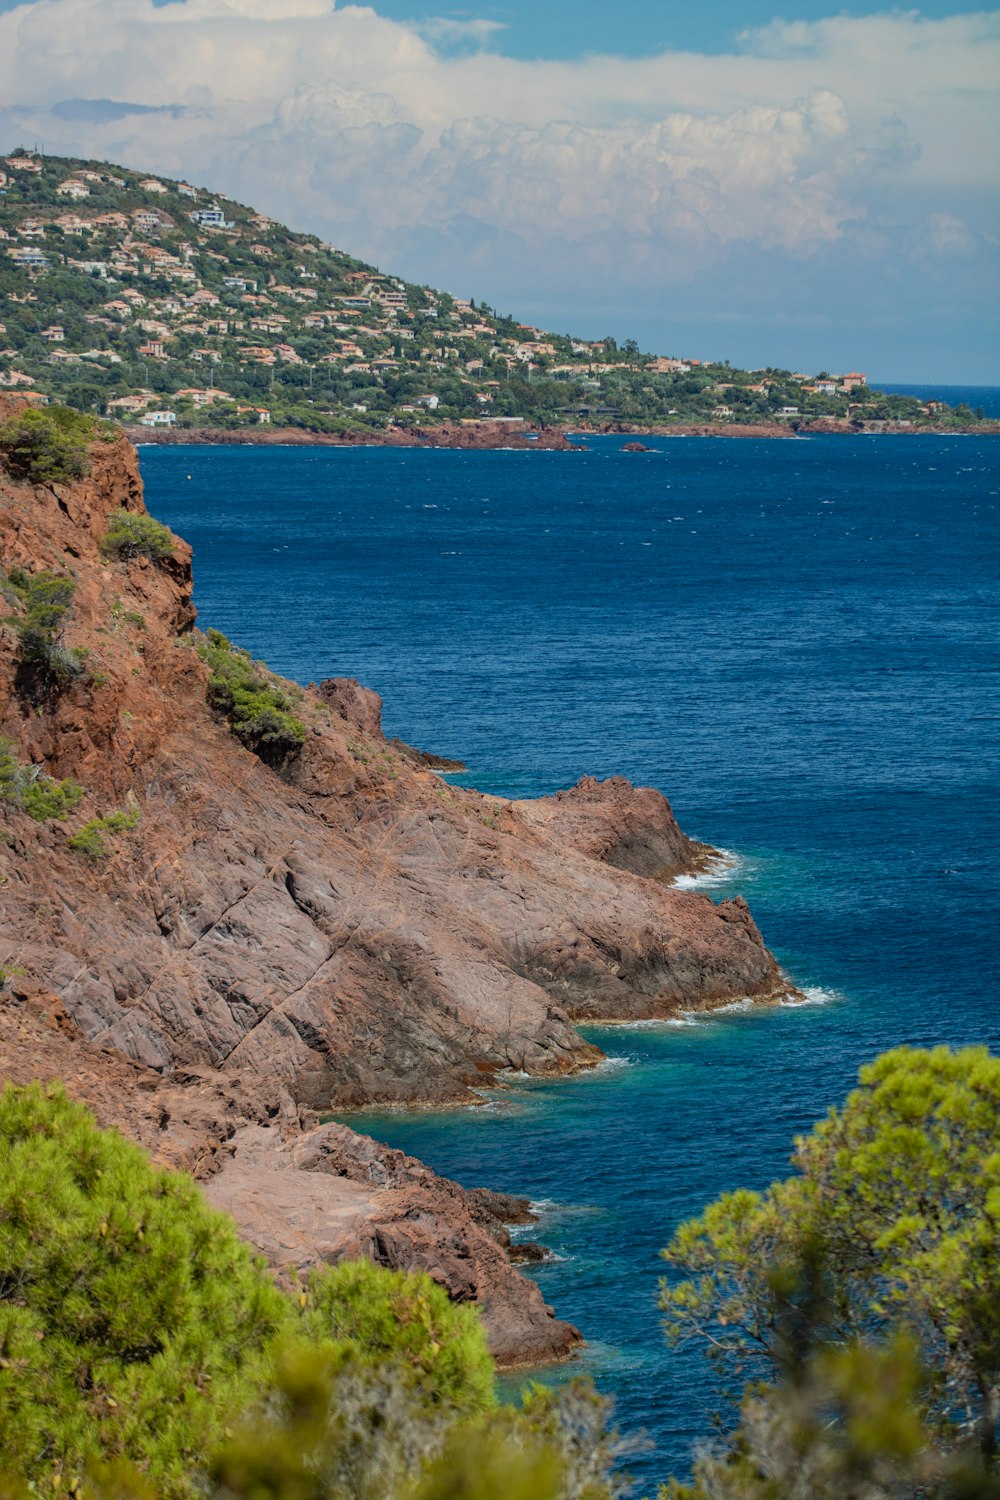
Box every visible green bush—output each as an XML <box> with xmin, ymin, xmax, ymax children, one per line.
<box><xmin>0</xmin><ymin>1088</ymin><xmax>513</xmax><ymax>1496</ymax></box>
<box><xmin>68</xmin><ymin>807</ymin><xmax>140</xmax><ymax>860</ymax></box>
<box><xmin>196</xmin><ymin>629</ymin><xmax>306</xmax><ymax>763</ymax></box>
<box><xmin>2</xmin><ymin>566</ymin><xmax>81</xmax><ymax>682</ymax></box>
<box><xmin>0</xmin><ymin>1084</ymin><xmax>293</xmax><ymax>1493</ymax></box>
<box><xmin>0</xmin><ymin>405</ymin><xmax>100</xmax><ymax>486</ymax></box>
<box><xmin>101</xmin><ymin>510</ymin><xmax>176</xmax><ymax>564</ymax></box>
<box><xmin>302</xmin><ymin>1259</ymin><xmax>496</xmax><ymax>1417</ymax></box>
<box><xmin>0</xmin><ymin>738</ymin><xmax>84</xmax><ymax>821</ymax></box>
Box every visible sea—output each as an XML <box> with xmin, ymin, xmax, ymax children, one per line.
<box><xmin>141</xmin><ymin>412</ymin><xmax>1000</xmax><ymax>1493</ymax></box>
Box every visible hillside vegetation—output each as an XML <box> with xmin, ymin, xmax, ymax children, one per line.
<box><xmin>0</xmin><ymin>149</ymin><xmax>984</xmax><ymax>435</ymax></box>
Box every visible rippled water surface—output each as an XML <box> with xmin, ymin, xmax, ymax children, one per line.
<box><xmin>143</xmin><ymin>431</ymin><xmax>1000</xmax><ymax>1490</ymax></box>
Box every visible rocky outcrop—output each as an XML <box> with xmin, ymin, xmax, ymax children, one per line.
<box><xmin>0</xmin><ymin>982</ymin><xmax>580</xmax><ymax>1365</ymax></box>
<box><xmin>0</xmin><ymin>411</ymin><xmax>788</xmax><ymax>1362</ymax></box>
<box><xmin>124</xmin><ymin>421</ymin><xmax>581</xmax><ymax>451</ymax></box>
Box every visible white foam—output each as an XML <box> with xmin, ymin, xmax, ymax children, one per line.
<box><xmin>780</xmin><ymin>985</ymin><xmax>841</xmax><ymax>1008</ymax></box>
<box><xmin>672</xmin><ymin>848</ymin><xmax>743</xmax><ymax>890</ymax></box>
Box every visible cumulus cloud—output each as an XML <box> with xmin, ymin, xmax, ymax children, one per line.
<box><xmin>0</xmin><ymin>0</ymin><xmax>997</xmax><ymax>368</ymax></box>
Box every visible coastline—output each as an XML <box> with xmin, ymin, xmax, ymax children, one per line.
<box><xmin>124</xmin><ymin>417</ymin><xmax>1000</xmax><ymax>449</ymax></box>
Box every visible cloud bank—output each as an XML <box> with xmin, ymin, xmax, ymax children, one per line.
<box><xmin>1</xmin><ymin>0</ymin><xmax>998</xmax><ymax>374</ymax></box>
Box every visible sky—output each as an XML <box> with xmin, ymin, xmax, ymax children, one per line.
<box><xmin>1</xmin><ymin>0</ymin><xmax>997</xmax><ymax>379</ymax></box>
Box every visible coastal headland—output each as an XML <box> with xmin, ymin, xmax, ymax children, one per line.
<box><xmin>0</xmin><ymin>405</ymin><xmax>791</xmax><ymax>1364</ymax></box>
<box><xmin>123</xmin><ymin>415</ymin><xmax>1000</xmax><ymax>449</ymax></box>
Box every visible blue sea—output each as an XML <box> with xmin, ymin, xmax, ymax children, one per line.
<box><xmin>142</xmin><ymin>424</ymin><xmax>1000</xmax><ymax>1492</ymax></box>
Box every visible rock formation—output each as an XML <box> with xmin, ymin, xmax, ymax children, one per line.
<box><xmin>0</xmin><ymin>409</ymin><xmax>788</xmax><ymax>1363</ymax></box>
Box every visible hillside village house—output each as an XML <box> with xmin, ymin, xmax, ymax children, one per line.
<box><xmin>138</xmin><ymin>178</ymin><xmax>168</xmax><ymax>194</ymax></box>
<box><xmin>140</xmin><ymin>410</ymin><xmax>176</xmax><ymax>426</ymax></box>
<box><xmin>137</xmin><ymin>340</ymin><xmax>166</xmax><ymax>358</ymax></box>
<box><xmin>56</xmin><ymin>179</ymin><xmax>90</xmax><ymax>199</ymax></box>
<box><xmin>5</xmin><ymin>155</ymin><xmax>42</xmax><ymax>172</ymax></box>
<box><xmin>190</xmin><ymin>204</ymin><xmax>233</xmax><ymax>229</ymax></box>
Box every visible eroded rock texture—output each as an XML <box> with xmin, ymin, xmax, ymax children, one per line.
<box><xmin>0</xmin><ymin>413</ymin><xmax>787</xmax><ymax>1362</ymax></box>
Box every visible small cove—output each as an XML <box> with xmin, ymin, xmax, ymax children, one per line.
<box><xmin>143</xmin><ymin>428</ymin><xmax>1000</xmax><ymax>1488</ymax></box>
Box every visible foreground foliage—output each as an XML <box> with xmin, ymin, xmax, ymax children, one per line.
<box><xmin>196</xmin><ymin>628</ymin><xmax>307</xmax><ymax>763</ymax></box>
<box><xmin>660</xmin><ymin>1045</ymin><xmax>1000</xmax><ymax>1492</ymax></box>
<box><xmin>0</xmin><ymin>1086</ymin><xmax>626</xmax><ymax>1499</ymax></box>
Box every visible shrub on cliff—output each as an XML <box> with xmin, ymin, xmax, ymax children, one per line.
<box><xmin>68</xmin><ymin>806</ymin><xmax>141</xmax><ymax>860</ymax></box>
<box><xmin>197</xmin><ymin>628</ymin><xmax>306</xmax><ymax>763</ymax></box>
<box><xmin>101</xmin><ymin>509</ymin><xmax>176</xmax><ymax>564</ymax></box>
<box><xmin>0</xmin><ymin>405</ymin><xmax>98</xmax><ymax>486</ymax></box>
<box><xmin>0</xmin><ymin>739</ymin><xmax>84</xmax><ymax>821</ymax></box>
<box><xmin>2</xmin><ymin>566</ymin><xmax>83</xmax><ymax>683</ymax></box>
<box><xmin>660</xmin><ymin>1045</ymin><xmax>1000</xmax><ymax>1489</ymax></box>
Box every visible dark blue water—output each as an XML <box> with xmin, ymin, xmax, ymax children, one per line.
<box><xmin>141</xmin><ymin>431</ymin><xmax>1000</xmax><ymax>1491</ymax></box>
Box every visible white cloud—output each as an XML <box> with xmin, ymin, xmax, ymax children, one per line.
<box><xmin>0</xmin><ymin>2</ymin><xmax>997</xmax><ymax>367</ymax></box>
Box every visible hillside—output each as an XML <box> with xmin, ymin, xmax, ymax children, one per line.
<box><xmin>1</xmin><ymin>149</ymin><xmax>986</xmax><ymax>436</ymax></box>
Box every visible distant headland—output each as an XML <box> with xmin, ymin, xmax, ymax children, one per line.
<box><xmin>2</xmin><ymin>148</ymin><xmax>996</xmax><ymax>443</ymax></box>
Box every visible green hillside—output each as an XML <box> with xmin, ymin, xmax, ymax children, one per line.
<box><xmin>0</xmin><ymin>149</ymin><xmax>983</xmax><ymax>433</ymax></box>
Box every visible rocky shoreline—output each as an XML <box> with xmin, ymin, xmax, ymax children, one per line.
<box><xmin>0</xmin><ymin>409</ymin><xmax>792</xmax><ymax>1366</ymax></box>
<box><xmin>124</xmin><ymin>417</ymin><xmax>999</xmax><ymax>449</ymax></box>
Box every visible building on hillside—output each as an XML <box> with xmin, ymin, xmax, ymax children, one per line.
<box><xmin>7</xmin><ymin>247</ymin><xmax>49</xmax><ymax>269</ymax></box>
<box><xmin>190</xmin><ymin>204</ymin><xmax>233</xmax><ymax>229</ymax></box>
<box><xmin>140</xmin><ymin>410</ymin><xmax>177</xmax><ymax>426</ymax></box>
<box><xmin>417</xmin><ymin>394</ymin><xmax>440</xmax><ymax>410</ymax></box>
<box><xmin>56</xmin><ymin>179</ymin><xmax>90</xmax><ymax>199</ymax></box>
<box><xmin>107</xmin><ymin>394</ymin><xmax>155</xmax><ymax>414</ymax></box>
<box><xmin>40</xmin><ymin>325</ymin><xmax>64</xmax><ymax>341</ymax></box>
<box><xmin>138</xmin><ymin>178</ymin><xmax>168</xmax><ymax>194</ymax></box>
<box><xmin>177</xmin><ymin>183</ymin><xmax>197</xmax><ymax>199</ymax></box>
<box><xmin>5</xmin><ymin>155</ymin><xmax>42</xmax><ymax>172</ymax></box>
<box><xmin>840</xmin><ymin>372</ymin><xmax>867</xmax><ymax>390</ymax></box>
<box><xmin>137</xmin><ymin>341</ymin><xmax>166</xmax><ymax>358</ymax></box>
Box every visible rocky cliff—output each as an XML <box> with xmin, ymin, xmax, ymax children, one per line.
<box><xmin>0</xmin><ymin>410</ymin><xmax>788</xmax><ymax>1363</ymax></box>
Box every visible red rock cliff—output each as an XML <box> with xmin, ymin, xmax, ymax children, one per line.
<box><xmin>0</xmin><ymin>414</ymin><xmax>787</xmax><ymax>1363</ymax></box>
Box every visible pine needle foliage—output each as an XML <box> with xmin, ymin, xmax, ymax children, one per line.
<box><xmin>196</xmin><ymin>628</ymin><xmax>306</xmax><ymax>763</ymax></box>
<box><xmin>302</xmin><ymin>1259</ymin><xmax>496</xmax><ymax>1416</ymax></box>
<box><xmin>100</xmin><ymin>511</ymin><xmax>176</xmax><ymax>564</ymax></box>
<box><xmin>661</xmin><ymin>1044</ymin><xmax>1000</xmax><ymax>1473</ymax></box>
<box><xmin>0</xmin><ymin>1084</ymin><xmax>293</xmax><ymax>1494</ymax></box>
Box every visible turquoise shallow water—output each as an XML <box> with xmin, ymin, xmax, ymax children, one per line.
<box><xmin>141</xmin><ymin>429</ymin><xmax>1000</xmax><ymax>1490</ymax></box>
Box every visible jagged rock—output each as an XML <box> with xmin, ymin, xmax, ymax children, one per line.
<box><xmin>0</xmin><ymin>408</ymin><xmax>788</xmax><ymax>1362</ymax></box>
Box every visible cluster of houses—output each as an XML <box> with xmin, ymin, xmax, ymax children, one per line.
<box><xmin>0</xmin><ymin>152</ymin><xmax>885</xmax><ymax>428</ymax></box>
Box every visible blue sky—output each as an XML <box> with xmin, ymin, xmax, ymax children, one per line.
<box><xmin>1</xmin><ymin>0</ymin><xmax>997</xmax><ymax>379</ymax></box>
<box><xmin>370</xmin><ymin>0</ymin><xmax>981</xmax><ymax>58</ymax></box>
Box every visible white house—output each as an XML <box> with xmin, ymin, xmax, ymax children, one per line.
<box><xmin>56</xmin><ymin>179</ymin><xmax>90</xmax><ymax>199</ymax></box>
<box><xmin>140</xmin><ymin>410</ymin><xmax>177</xmax><ymax>427</ymax></box>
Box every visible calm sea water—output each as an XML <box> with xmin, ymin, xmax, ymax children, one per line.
<box><xmin>142</xmin><ymin>425</ymin><xmax>1000</xmax><ymax>1491</ymax></box>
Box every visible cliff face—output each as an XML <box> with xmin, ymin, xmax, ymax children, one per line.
<box><xmin>0</xmin><ymin>416</ymin><xmax>787</xmax><ymax>1363</ymax></box>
